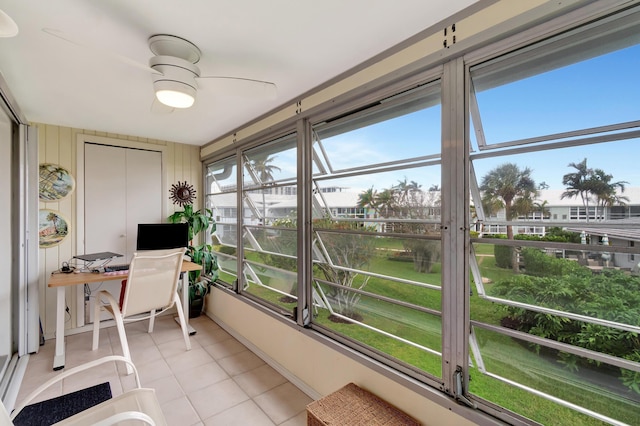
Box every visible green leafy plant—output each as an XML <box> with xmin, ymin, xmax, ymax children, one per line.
<box><xmin>168</xmin><ymin>204</ymin><xmax>219</xmax><ymax>303</ymax></box>
<box><xmin>168</xmin><ymin>204</ymin><xmax>213</xmax><ymax>243</ymax></box>
<box><xmin>519</xmin><ymin>247</ymin><xmax>589</xmax><ymax>278</ymax></box>
<box><xmin>620</xmin><ymin>350</ymin><xmax>640</xmax><ymax>393</ymax></box>
<box><xmin>490</xmin><ymin>257</ymin><xmax>640</xmax><ymax>394</ymax></box>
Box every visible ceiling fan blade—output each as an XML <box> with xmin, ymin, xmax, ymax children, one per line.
<box><xmin>0</xmin><ymin>9</ymin><xmax>18</xmax><ymax>37</ymax></box>
<box><xmin>42</xmin><ymin>28</ymin><xmax>159</xmax><ymax>74</ymax></box>
<box><xmin>196</xmin><ymin>76</ymin><xmax>277</xmax><ymax>100</ymax></box>
<box><xmin>150</xmin><ymin>97</ymin><xmax>175</xmax><ymax>114</ymax></box>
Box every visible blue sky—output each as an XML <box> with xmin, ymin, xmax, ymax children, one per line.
<box><xmin>264</xmin><ymin>42</ymin><xmax>639</xmax><ymax>195</ymax></box>
<box><xmin>471</xmin><ymin>43</ymin><xmax>640</xmax><ymax>189</ymax></box>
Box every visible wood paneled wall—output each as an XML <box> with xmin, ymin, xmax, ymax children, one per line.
<box><xmin>36</xmin><ymin>123</ymin><xmax>201</xmax><ymax>338</ymax></box>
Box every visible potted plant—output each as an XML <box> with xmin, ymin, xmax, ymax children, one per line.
<box><xmin>168</xmin><ymin>204</ymin><xmax>219</xmax><ymax>317</ymax></box>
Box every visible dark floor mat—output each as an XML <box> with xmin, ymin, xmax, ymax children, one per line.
<box><xmin>13</xmin><ymin>381</ymin><xmax>112</xmax><ymax>426</ymax></box>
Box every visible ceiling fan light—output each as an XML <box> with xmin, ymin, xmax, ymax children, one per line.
<box><xmin>154</xmin><ymin>80</ymin><xmax>196</xmax><ymax>108</ymax></box>
<box><xmin>156</xmin><ymin>89</ymin><xmax>194</xmax><ymax>108</ymax></box>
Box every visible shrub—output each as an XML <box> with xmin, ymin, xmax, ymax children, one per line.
<box><xmin>544</xmin><ymin>227</ymin><xmax>582</xmax><ymax>243</ymax></box>
<box><xmin>313</xmin><ymin>218</ymin><xmax>377</xmax><ymax>318</ymax></box>
<box><xmin>481</xmin><ymin>235</ymin><xmax>512</xmax><ymax>268</ymax></box>
<box><xmin>489</xmin><ymin>231</ymin><xmax>582</xmax><ymax>270</ymax></box>
<box><xmin>621</xmin><ymin>350</ymin><xmax>640</xmax><ymax>394</ymax></box>
<box><xmin>520</xmin><ymin>248</ymin><xmax>590</xmax><ymax>278</ymax></box>
<box><xmin>215</xmin><ymin>245</ymin><xmax>237</xmax><ymax>256</ymax></box>
<box><xmin>387</xmin><ymin>251</ymin><xmax>413</xmax><ymax>262</ymax></box>
<box><xmin>494</xmin><ymin>245</ymin><xmax>512</xmax><ymax>269</ymax></box>
<box><xmin>491</xmin><ymin>268</ymin><xmax>640</xmax><ymax>393</ymax></box>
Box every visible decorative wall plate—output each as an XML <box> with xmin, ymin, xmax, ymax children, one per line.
<box><xmin>39</xmin><ymin>163</ymin><xmax>76</xmax><ymax>201</ymax></box>
<box><xmin>39</xmin><ymin>209</ymin><xmax>69</xmax><ymax>248</ymax></box>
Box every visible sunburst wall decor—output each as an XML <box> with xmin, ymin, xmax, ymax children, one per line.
<box><xmin>169</xmin><ymin>181</ymin><xmax>196</xmax><ymax>206</ymax></box>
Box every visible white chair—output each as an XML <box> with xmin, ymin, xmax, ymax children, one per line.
<box><xmin>6</xmin><ymin>355</ymin><xmax>166</xmax><ymax>425</ymax></box>
<box><xmin>92</xmin><ymin>248</ymin><xmax>191</xmax><ymax>374</ymax></box>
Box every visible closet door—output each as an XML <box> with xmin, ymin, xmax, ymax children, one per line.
<box><xmin>84</xmin><ymin>143</ymin><xmax>162</xmax><ymax>322</ymax></box>
<box><xmin>84</xmin><ymin>144</ymin><xmax>162</xmax><ymax>261</ymax></box>
<box><xmin>85</xmin><ymin>144</ymin><xmax>128</xmax><ymax>260</ymax></box>
<box><xmin>125</xmin><ymin>148</ymin><xmax>163</xmax><ymax>257</ymax></box>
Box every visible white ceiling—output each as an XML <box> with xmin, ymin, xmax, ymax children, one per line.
<box><xmin>0</xmin><ymin>0</ymin><xmax>478</xmax><ymax>146</ymax></box>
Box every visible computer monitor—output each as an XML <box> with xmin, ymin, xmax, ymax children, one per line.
<box><xmin>136</xmin><ymin>223</ymin><xmax>189</xmax><ymax>251</ymax></box>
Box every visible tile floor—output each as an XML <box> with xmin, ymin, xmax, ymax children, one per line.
<box><xmin>16</xmin><ymin>314</ymin><xmax>312</xmax><ymax>425</ymax></box>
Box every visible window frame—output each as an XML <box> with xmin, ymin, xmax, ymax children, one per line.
<box><xmin>203</xmin><ymin>4</ymin><xmax>640</xmax><ymax>424</ymax></box>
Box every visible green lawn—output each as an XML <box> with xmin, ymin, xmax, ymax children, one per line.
<box><xmin>473</xmin><ymin>242</ymin><xmax>495</xmax><ymax>255</ymax></box>
<box><xmin>215</xmin><ymin>242</ymin><xmax>640</xmax><ymax>425</ymax></box>
<box><xmin>371</xmin><ymin>237</ymin><xmax>406</xmax><ymax>250</ymax></box>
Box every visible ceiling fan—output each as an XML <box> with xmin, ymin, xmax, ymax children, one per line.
<box><xmin>43</xmin><ymin>30</ymin><xmax>277</xmax><ymax>110</ymax></box>
<box><xmin>0</xmin><ymin>8</ymin><xmax>18</xmax><ymax>37</ymax></box>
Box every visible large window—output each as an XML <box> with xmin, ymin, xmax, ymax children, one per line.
<box><xmin>206</xmin><ymin>156</ymin><xmax>238</xmax><ymax>289</ymax></box>
<box><xmin>241</xmin><ymin>135</ymin><xmax>298</xmax><ymax>312</ymax></box>
<box><xmin>205</xmin><ymin>5</ymin><xmax>640</xmax><ymax>425</ymax></box>
<box><xmin>468</xmin><ymin>11</ymin><xmax>640</xmax><ymax>425</ymax></box>
<box><xmin>310</xmin><ymin>81</ymin><xmax>443</xmax><ymax>381</ymax></box>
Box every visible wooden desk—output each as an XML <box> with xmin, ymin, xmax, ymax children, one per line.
<box><xmin>48</xmin><ymin>260</ymin><xmax>201</xmax><ymax>371</ymax></box>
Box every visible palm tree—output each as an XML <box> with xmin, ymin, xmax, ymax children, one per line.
<box><xmin>409</xmin><ymin>180</ymin><xmax>422</xmax><ymax>191</ymax></box>
<box><xmin>480</xmin><ymin>163</ymin><xmax>536</xmax><ymax>273</ymax></box>
<box><xmin>251</xmin><ymin>154</ymin><xmax>281</xmax><ymax>184</ymax></box>
<box><xmin>248</xmin><ymin>155</ymin><xmax>281</xmax><ymax>224</ymax></box>
<box><xmin>357</xmin><ymin>187</ymin><xmax>378</xmax><ymax>218</ymax></box>
<box><xmin>392</xmin><ymin>178</ymin><xmax>423</xmax><ymax>218</ymax></box>
<box><xmin>393</xmin><ymin>177</ymin><xmax>410</xmax><ymax>205</ymax></box>
<box><xmin>46</xmin><ymin>211</ymin><xmax>59</xmax><ymax>233</ymax></box>
<box><xmin>407</xmin><ymin>180</ymin><xmax>422</xmax><ymax>208</ymax></box>
<box><xmin>39</xmin><ymin>164</ymin><xmax>67</xmax><ymax>200</ymax></box>
<box><xmin>393</xmin><ymin>177</ymin><xmax>419</xmax><ymax>198</ymax></box>
<box><xmin>561</xmin><ymin>158</ymin><xmax>593</xmax><ymax>221</ymax></box>
<box><xmin>561</xmin><ymin>159</ymin><xmax>629</xmax><ymax>222</ymax></box>
<box><xmin>479</xmin><ymin>163</ymin><xmax>537</xmax><ymax>240</ymax></box>
<box><xmin>375</xmin><ymin>189</ymin><xmax>394</xmax><ymax>220</ymax></box>
<box><xmin>590</xmin><ymin>168</ymin><xmax>629</xmax><ymax>220</ymax></box>
<box><xmin>533</xmin><ymin>200</ymin><xmax>550</xmax><ymax>220</ymax></box>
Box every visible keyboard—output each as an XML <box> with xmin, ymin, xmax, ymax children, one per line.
<box><xmin>104</xmin><ymin>264</ymin><xmax>129</xmax><ymax>272</ymax></box>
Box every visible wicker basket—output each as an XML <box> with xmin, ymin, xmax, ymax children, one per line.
<box><xmin>306</xmin><ymin>383</ymin><xmax>420</xmax><ymax>425</ymax></box>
